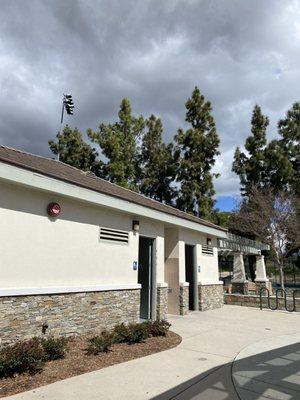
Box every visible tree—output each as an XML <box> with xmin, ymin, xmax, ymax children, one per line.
<box><xmin>139</xmin><ymin>114</ymin><xmax>177</xmax><ymax>204</ymax></box>
<box><xmin>88</xmin><ymin>98</ymin><xmax>144</xmax><ymax>190</ymax></box>
<box><xmin>212</xmin><ymin>211</ymin><xmax>233</xmax><ymax>228</ymax></box>
<box><xmin>49</xmin><ymin>125</ymin><xmax>102</xmax><ymax>174</ymax></box>
<box><xmin>229</xmin><ymin>186</ymin><xmax>300</xmax><ymax>289</ymax></box>
<box><xmin>277</xmin><ymin>102</ymin><xmax>300</xmax><ymax>195</ymax></box>
<box><xmin>175</xmin><ymin>87</ymin><xmax>220</xmax><ymax>220</ymax></box>
<box><xmin>232</xmin><ymin>105</ymin><xmax>269</xmax><ymax>196</ymax></box>
<box><xmin>264</xmin><ymin>139</ymin><xmax>295</xmax><ymax>192</ymax></box>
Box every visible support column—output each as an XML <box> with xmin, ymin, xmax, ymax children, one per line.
<box><xmin>232</xmin><ymin>252</ymin><xmax>248</xmax><ymax>294</ymax></box>
<box><xmin>179</xmin><ymin>240</ymin><xmax>189</xmax><ymax>315</ymax></box>
<box><xmin>153</xmin><ymin>235</ymin><xmax>165</xmax><ymax>320</ymax></box>
<box><xmin>255</xmin><ymin>255</ymin><xmax>272</xmax><ymax>294</ymax></box>
<box><xmin>255</xmin><ymin>255</ymin><xmax>268</xmax><ymax>281</ymax></box>
<box><xmin>193</xmin><ymin>245</ymin><xmax>199</xmax><ymax>310</ymax></box>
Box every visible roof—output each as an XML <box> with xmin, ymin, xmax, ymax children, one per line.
<box><xmin>0</xmin><ymin>145</ymin><xmax>227</xmax><ymax>233</ymax></box>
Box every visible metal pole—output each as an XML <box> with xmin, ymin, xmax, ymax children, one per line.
<box><xmin>58</xmin><ymin>98</ymin><xmax>65</xmax><ymax>161</ymax></box>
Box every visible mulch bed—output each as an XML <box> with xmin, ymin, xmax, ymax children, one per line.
<box><xmin>0</xmin><ymin>331</ymin><xmax>181</xmax><ymax>398</ymax></box>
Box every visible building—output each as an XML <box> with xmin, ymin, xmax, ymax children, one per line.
<box><xmin>0</xmin><ymin>145</ymin><xmax>227</xmax><ymax>344</ymax></box>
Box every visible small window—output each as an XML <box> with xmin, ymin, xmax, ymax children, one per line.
<box><xmin>99</xmin><ymin>227</ymin><xmax>129</xmax><ymax>244</ymax></box>
<box><xmin>202</xmin><ymin>244</ymin><xmax>214</xmax><ymax>256</ymax></box>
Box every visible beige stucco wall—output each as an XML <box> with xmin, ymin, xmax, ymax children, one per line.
<box><xmin>0</xmin><ymin>181</ymin><xmax>164</xmax><ymax>290</ymax></box>
<box><xmin>179</xmin><ymin>229</ymin><xmax>220</xmax><ymax>284</ymax></box>
<box><xmin>0</xmin><ymin>179</ymin><xmax>222</xmax><ymax>293</ymax></box>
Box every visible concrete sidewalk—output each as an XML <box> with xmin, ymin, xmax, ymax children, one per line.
<box><xmin>5</xmin><ymin>306</ymin><xmax>300</xmax><ymax>400</ymax></box>
<box><xmin>232</xmin><ymin>333</ymin><xmax>300</xmax><ymax>400</ymax></box>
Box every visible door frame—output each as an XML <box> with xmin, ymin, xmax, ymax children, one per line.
<box><xmin>138</xmin><ymin>235</ymin><xmax>157</xmax><ymax>320</ymax></box>
<box><xmin>185</xmin><ymin>243</ymin><xmax>199</xmax><ymax>311</ymax></box>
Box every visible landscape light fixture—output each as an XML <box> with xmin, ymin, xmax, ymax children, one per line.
<box><xmin>57</xmin><ymin>93</ymin><xmax>75</xmax><ymax>161</ymax></box>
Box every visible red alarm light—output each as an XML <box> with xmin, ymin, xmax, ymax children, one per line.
<box><xmin>47</xmin><ymin>202</ymin><xmax>61</xmax><ymax>217</ymax></box>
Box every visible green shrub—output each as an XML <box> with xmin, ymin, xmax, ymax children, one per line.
<box><xmin>42</xmin><ymin>337</ymin><xmax>69</xmax><ymax>361</ymax></box>
<box><xmin>113</xmin><ymin>322</ymin><xmax>150</xmax><ymax>344</ymax></box>
<box><xmin>145</xmin><ymin>320</ymin><xmax>171</xmax><ymax>337</ymax></box>
<box><xmin>86</xmin><ymin>331</ymin><xmax>113</xmax><ymax>355</ymax></box>
<box><xmin>0</xmin><ymin>338</ymin><xmax>46</xmax><ymax>378</ymax></box>
<box><xmin>126</xmin><ymin>323</ymin><xmax>149</xmax><ymax>344</ymax></box>
<box><xmin>113</xmin><ymin>323</ymin><xmax>130</xmax><ymax>343</ymax></box>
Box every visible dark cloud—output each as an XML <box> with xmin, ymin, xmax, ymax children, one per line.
<box><xmin>1</xmin><ymin>0</ymin><xmax>300</xmax><ymax>196</ymax></box>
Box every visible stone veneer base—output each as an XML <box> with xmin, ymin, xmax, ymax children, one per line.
<box><xmin>156</xmin><ymin>286</ymin><xmax>168</xmax><ymax>320</ymax></box>
<box><xmin>231</xmin><ymin>281</ymin><xmax>249</xmax><ymax>295</ymax></box>
<box><xmin>199</xmin><ymin>284</ymin><xmax>224</xmax><ymax>311</ymax></box>
<box><xmin>0</xmin><ymin>289</ymin><xmax>140</xmax><ymax>346</ymax></box>
<box><xmin>225</xmin><ymin>293</ymin><xmax>300</xmax><ymax>311</ymax></box>
<box><xmin>179</xmin><ymin>285</ymin><xmax>189</xmax><ymax>315</ymax></box>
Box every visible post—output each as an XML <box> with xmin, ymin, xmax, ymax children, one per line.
<box><xmin>255</xmin><ymin>255</ymin><xmax>268</xmax><ymax>282</ymax></box>
<box><xmin>58</xmin><ymin>99</ymin><xmax>65</xmax><ymax>161</ymax></box>
<box><xmin>193</xmin><ymin>245</ymin><xmax>199</xmax><ymax>310</ymax></box>
<box><xmin>231</xmin><ymin>252</ymin><xmax>248</xmax><ymax>294</ymax></box>
<box><xmin>255</xmin><ymin>255</ymin><xmax>272</xmax><ymax>295</ymax></box>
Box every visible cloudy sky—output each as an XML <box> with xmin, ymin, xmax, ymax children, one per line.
<box><xmin>1</xmin><ymin>0</ymin><xmax>300</xmax><ymax>210</ymax></box>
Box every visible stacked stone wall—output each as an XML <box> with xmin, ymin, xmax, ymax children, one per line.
<box><xmin>0</xmin><ymin>289</ymin><xmax>140</xmax><ymax>346</ymax></box>
<box><xmin>224</xmin><ymin>293</ymin><xmax>300</xmax><ymax>311</ymax></box>
<box><xmin>156</xmin><ymin>286</ymin><xmax>168</xmax><ymax>320</ymax></box>
<box><xmin>199</xmin><ymin>284</ymin><xmax>224</xmax><ymax>311</ymax></box>
<box><xmin>179</xmin><ymin>285</ymin><xmax>189</xmax><ymax>315</ymax></box>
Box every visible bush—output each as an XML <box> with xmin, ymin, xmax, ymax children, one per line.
<box><xmin>113</xmin><ymin>323</ymin><xmax>130</xmax><ymax>343</ymax></box>
<box><xmin>145</xmin><ymin>320</ymin><xmax>171</xmax><ymax>337</ymax></box>
<box><xmin>0</xmin><ymin>338</ymin><xmax>46</xmax><ymax>378</ymax></box>
<box><xmin>126</xmin><ymin>323</ymin><xmax>149</xmax><ymax>344</ymax></box>
<box><xmin>86</xmin><ymin>331</ymin><xmax>113</xmax><ymax>355</ymax></box>
<box><xmin>42</xmin><ymin>337</ymin><xmax>69</xmax><ymax>361</ymax></box>
<box><xmin>113</xmin><ymin>322</ymin><xmax>150</xmax><ymax>344</ymax></box>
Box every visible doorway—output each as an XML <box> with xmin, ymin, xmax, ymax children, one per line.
<box><xmin>185</xmin><ymin>244</ymin><xmax>195</xmax><ymax>310</ymax></box>
<box><xmin>138</xmin><ymin>237</ymin><xmax>154</xmax><ymax>319</ymax></box>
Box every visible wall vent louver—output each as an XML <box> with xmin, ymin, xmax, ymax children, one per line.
<box><xmin>99</xmin><ymin>227</ymin><xmax>129</xmax><ymax>244</ymax></box>
<box><xmin>202</xmin><ymin>244</ymin><xmax>214</xmax><ymax>256</ymax></box>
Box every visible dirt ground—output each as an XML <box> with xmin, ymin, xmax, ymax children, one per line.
<box><xmin>0</xmin><ymin>331</ymin><xmax>181</xmax><ymax>398</ymax></box>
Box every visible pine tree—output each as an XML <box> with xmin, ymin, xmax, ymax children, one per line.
<box><xmin>175</xmin><ymin>87</ymin><xmax>220</xmax><ymax>219</ymax></box>
<box><xmin>88</xmin><ymin>98</ymin><xmax>144</xmax><ymax>190</ymax></box>
<box><xmin>139</xmin><ymin>114</ymin><xmax>177</xmax><ymax>204</ymax></box>
<box><xmin>277</xmin><ymin>102</ymin><xmax>300</xmax><ymax>195</ymax></box>
<box><xmin>264</xmin><ymin>139</ymin><xmax>295</xmax><ymax>192</ymax></box>
<box><xmin>49</xmin><ymin>125</ymin><xmax>102</xmax><ymax>174</ymax></box>
<box><xmin>232</xmin><ymin>105</ymin><xmax>269</xmax><ymax>196</ymax></box>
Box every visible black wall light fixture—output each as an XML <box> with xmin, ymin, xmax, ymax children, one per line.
<box><xmin>132</xmin><ymin>220</ymin><xmax>140</xmax><ymax>234</ymax></box>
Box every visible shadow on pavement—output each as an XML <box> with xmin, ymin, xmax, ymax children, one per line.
<box><xmin>152</xmin><ymin>342</ymin><xmax>300</xmax><ymax>400</ymax></box>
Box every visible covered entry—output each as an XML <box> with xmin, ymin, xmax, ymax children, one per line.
<box><xmin>138</xmin><ymin>237</ymin><xmax>154</xmax><ymax>319</ymax></box>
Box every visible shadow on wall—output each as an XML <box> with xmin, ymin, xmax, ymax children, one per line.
<box><xmin>152</xmin><ymin>342</ymin><xmax>300</xmax><ymax>400</ymax></box>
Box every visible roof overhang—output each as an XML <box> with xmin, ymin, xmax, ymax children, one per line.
<box><xmin>0</xmin><ymin>161</ymin><xmax>227</xmax><ymax>238</ymax></box>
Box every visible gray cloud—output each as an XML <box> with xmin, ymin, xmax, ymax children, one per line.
<box><xmin>1</xmin><ymin>0</ymin><xmax>300</xmax><ymax>196</ymax></box>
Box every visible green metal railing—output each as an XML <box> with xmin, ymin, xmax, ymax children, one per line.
<box><xmin>218</xmin><ymin>233</ymin><xmax>270</xmax><ymax>255</ymax></box>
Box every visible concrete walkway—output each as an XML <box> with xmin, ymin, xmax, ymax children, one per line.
<box><xmin>232</xmin><ymin>333</ymin><xmax>300</xmax><ymax>400</ymax></box>
<box><xmin>5</xmin><ymin>306</ymin><xmax>300</xmax><ymax>400</ymax></box>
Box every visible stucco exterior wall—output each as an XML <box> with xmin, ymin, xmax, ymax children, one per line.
<box><xmin>198</xmin><ymin>246</ymin><xmax>220</xmax><ymax>284</ymax></box>
<box><xmin>0</xmin><ymin>181</ymin><xmax>164</xmax><ymax>290</ymax></box>
<box><xmin>179</xmin><ymin>229</ymin><xmax>220</xmax><ymax>284</ymax></box>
